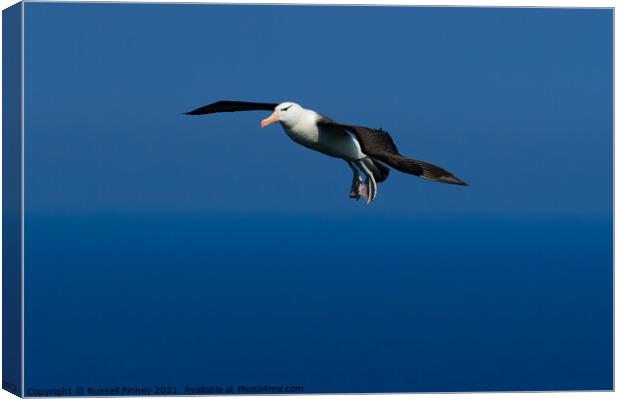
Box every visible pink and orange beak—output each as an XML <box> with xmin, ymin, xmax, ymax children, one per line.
<box><xmin>260</xmin><ymin>111</ymin><xmax>279</xmax><ymax>128</ymax></box>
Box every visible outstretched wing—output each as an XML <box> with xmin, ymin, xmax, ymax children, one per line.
<box><xmin>185</xmin><ymin>100</ymin><xmax>278</xmax><ymax>115</ymax></box>
<box><xmin>317</xmin><ymin>117</ymin><xmax>467</xmax><ymax>186</ymax></box>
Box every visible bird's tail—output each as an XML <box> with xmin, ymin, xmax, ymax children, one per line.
<box><xmin>377</xmin><ymin>152</ymin><xmax>467</xmax><ymax>185</ymax></box>
<box><xmin>362</xmin><ymin>157</ymin><xmax>390</xmax><ymax>183</ymax></box>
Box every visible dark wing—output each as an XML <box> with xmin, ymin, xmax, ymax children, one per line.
<box><xmin>185</xmin><ymin>100</ymin><xmax>278</xmax><ymax>115</ymax></box>
<box><xmin>317</xmin><ymin>117</ymin><xmax>467</xmax><ymax>186</ymax></box>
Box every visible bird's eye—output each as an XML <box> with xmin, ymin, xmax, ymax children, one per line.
<box><xmin>282</xmin><ymin>106</ymin><xmax>291</xmax><ymax>112</ymax></box>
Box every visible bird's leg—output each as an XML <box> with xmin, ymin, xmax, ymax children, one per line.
<box><xmin>357</xmin><ymin>159</ymin><xmax>378</xmax><ymax>204</ymax></box>
<box><xmin>347</xmin><ymin>161</ymin><xmax>363</xmax><ymax>201</ymax></box>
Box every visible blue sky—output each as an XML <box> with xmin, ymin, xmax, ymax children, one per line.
<box><xmin>24</xmin><ymin>4</ymin><xmax>612</xmax><ymax>215</ymax></box>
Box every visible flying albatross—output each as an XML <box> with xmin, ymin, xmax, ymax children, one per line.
<box><xmin>185</xmin><ymin>100</ymin><xmax>467</xmax><ymax>204</ymax></box>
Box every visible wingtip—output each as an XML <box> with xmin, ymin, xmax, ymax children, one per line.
<box><xmin>453</xmin><ymin>178</ymin><xmax>468</xmax><ymax>186</ymax></box>
<box><xmin>440</xmin><ymin>176</ymin><xmax>468</xmax><ymax>186</ymax></box>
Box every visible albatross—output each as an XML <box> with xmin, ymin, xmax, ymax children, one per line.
<box><xmin>185</xmin><ymin>100</ymin><xmax>467</xmax><ymax>204</ymax></box>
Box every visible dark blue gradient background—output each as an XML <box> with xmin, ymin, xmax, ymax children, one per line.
<box><xmin>23</xmin><ymin>3</ymin><xmax>612</xmax><ymax>393</ymax></box>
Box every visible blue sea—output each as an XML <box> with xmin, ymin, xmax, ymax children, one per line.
<box><xmin>24</xmin><ymin>212</ymin><xmax>612</xmax><ymax>393</ymax></box>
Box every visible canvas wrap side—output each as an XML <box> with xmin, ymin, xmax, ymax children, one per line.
<box><xmin>2</xmin><ymin>2</ymin><xmax>23</xmax><ymax>397</ymax></box>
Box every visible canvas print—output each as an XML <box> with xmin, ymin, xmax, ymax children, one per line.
<box><xmin>2</xmin><ymin>2</ymin><xmax>613</xmax><ymax>396</ymax></box>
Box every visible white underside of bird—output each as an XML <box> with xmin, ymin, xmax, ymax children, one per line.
<box><xmin>261</xmin><ymin>103</ymin><xmax>378</xmax><ymax>202</ymax></box>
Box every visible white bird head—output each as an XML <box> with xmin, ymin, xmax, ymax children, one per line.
<box><xmin>260</xmin><ymin>102</ymin><xmax>304</xmax><ymax>128</ymax></box>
